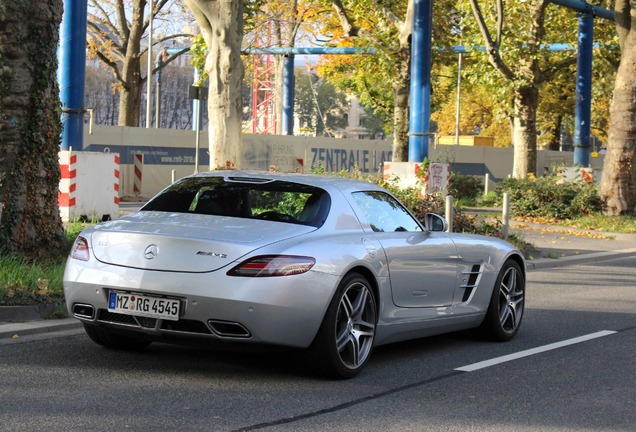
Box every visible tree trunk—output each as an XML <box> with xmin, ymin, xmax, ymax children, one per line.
<box><xmin>116</xmin><ymin>1</ymin><xmax>145</xmax><ymax>126</ymax></box>
<box><xmin>274</xmin><ymin>55</ymin><xmax>284</xmax><ymax>134</ymax></box>
<box><xmin>599</xmin><ymin>0</ymin><xmax>636</xmax><ymax>215</ymax></box>
<box><xmin>392</xmin><ymin>44</ymin><xmax>411</xmax><ymax>162</ymax></box>
<box><xmin>186</xmin><ymin>0</ymin><xmax>244</xmax><ymax>170</ymax></box>
<box><xmin>117</xmin><ymin>57</ymin><xmax>143</xmax><ymax>126</ymax></box>
<box><xmin>0</xmin><ymin>0</ymin><xmax>65</xmax><ymax>257</ymax></box>
<box><xmin>511</xmin><ymin>85</ymin><xmax>539</xmax><ymax>178</ymax></box>
<box><xmin>546</xmin><ymin>115</ymin><xmax>563</xmax><ymax>152</ymax></box>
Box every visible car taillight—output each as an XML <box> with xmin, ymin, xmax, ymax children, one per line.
<box><xmin>70</xmin><ymin>236</ymin><xmax>90</xmax><ymax>261</ymax></box>
<box><xmin>227</xmin><ymin>255</ymin><xmax>315</xmax><ymax>277</ymax></box>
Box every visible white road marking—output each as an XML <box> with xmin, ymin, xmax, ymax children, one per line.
<box><xmin>455</xmin><ymin>330</ymin><xmax>617</xmax><ymax>372</ymax></box>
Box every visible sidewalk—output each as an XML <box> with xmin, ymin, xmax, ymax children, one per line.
<box><xmin>2</xmin><ymin>222</ymin><xmax>635</xmax><ymax>339</ymax></box>
<box><xmin>509</xmin><ymin>220</ymin><xmax>636</xmax><ymax>269</ymax></box>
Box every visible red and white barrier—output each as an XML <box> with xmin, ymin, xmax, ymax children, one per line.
<box><xmin>133</xmin><ymin>153</ymin><xmax>143</xmax><ymax>195</ymax></box>
<box><xmin>58</xmin><ymin>151</ymin><xmax>120</xmax><ymax>222</ymax></box>
<box><xmin>114</xmin><ymin>155</ymin><xmax>121</xmax><ymax>205</ymax></box>
<box><xmin>58</xmin><ymin>152</ymin><xmax>77</xmax><ymax>212</ymax></box>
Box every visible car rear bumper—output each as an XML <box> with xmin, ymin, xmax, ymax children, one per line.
<box><xmin>64</xmin><ymin>259</ymin><xmax>339</xmax><ymax>348</ymax></box>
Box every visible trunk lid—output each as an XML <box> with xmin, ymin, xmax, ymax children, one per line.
<box><xmin>89</xmin><ymin>211</ymin><xmax>314</xmax><ymax>272</ymax></box>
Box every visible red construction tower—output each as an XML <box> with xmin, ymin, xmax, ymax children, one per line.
<box><xmin>251</xmin><ymin>24</ymin><xmax>277</xmax><ymax>135</ymax></box>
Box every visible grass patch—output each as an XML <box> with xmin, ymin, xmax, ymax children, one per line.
<box><xmin>0</xmin><ymin>220</ymin><xmax>92</xmax><ymax>307</ymax></box>
<box><xmin>563</xmin><ymin>214</ymin><xmax>636</xmax><ymax>233</ymax></box>
<box><xmin>0</xmin><ymin>254</ymin><xmax>65</xmax><ymax>306</ymax></box>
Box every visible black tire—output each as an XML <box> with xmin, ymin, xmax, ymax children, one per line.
<box><xmin>83</xmin><ymin>324</ymin><xmax>152</xmax><ymax>351</ymax></box>
<box><xmin>309</xmin><ymin>272</ymin><xmax>377</xmax><ymax>379</ymax></box>
<box><xmin>478</xmin><ymin>259</ymin><xmax>525</xmax><ymax>341</ymax></box>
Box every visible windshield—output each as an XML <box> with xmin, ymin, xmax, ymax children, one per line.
<box><xmin>141</xmin><ymin>176</ymin><xmax>331</xmax><ymax>228</ymax></box>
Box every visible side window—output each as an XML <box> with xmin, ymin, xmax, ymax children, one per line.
<box><xmin>352</xmin><ymin>191</ymin><xmax>422</xmax><ymax>232</ymax></box>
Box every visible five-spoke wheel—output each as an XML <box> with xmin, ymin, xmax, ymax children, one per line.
<box><xmin>310</xmin><ymin>272</ymin><xmax>377</xmax><ymax>378</ymax></box>
<box><xmin>478</xmin><ymin>259</ymin><xmax>525</xmax><ymax>341</ymax></box>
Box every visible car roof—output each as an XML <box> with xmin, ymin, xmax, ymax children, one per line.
<box><xmin>189</xmin><ymin>170</ymin><xmax>386</xmax><ymax>194</ymax></box>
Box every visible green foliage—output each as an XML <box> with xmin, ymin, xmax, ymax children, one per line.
<box><xmin>189</xmin><ymin>34</ymin><xmax>208</xmax><ymax>82</ymax></box>
<box><xmin>0</xmin><ymin>255</ymin><xmax>65</xmax><ymax>306</ymax></box>
<box><xmin>450</xmin><ymin>0</ymin><xmax>616</xmax><ymax>151</ymax></box>
<box><xmin>448</xmin><ymin>174</ymin><xmax>483</xmax><ymax>201</ymax></box>
<box><xmin>493</xmin><ymin>175</ymin><xmax>601</xmax><ymax>220</ymax></box>
<box><xmin>244</xmin><ymin>0</ymin><xmax>266</xmax><ymax>33</ymax></box>
<box><xmin>565</xmin><ymin>214</ymin><xmax>636</xmax><ymax>233</ymax></box>
<box><xmin>0</xmin><ymin>222</ymin><xmax>91</xmax><ymax>306</ymax></box>
<box><xmin>294</xmin><ymin>68</ymin><xmax>349</xmax><ymax>136</ymax></box>
<box><xmin>315</xmin><ymin>0</ymin><xmax>461</xmax><ymax>136</ymax></box>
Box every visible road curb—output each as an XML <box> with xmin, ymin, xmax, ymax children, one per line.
<box><xmin>0</xmin><ymin>318</ymin><xmax>82</xmax><ymax>340</ymax></box>
<box><xmin>526</xmin><ymin>248</ymin><xmax>636</xmax><ymax>270</ymax></box>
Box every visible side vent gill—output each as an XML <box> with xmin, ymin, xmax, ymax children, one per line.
<box><xmin>461</xmin><ymin>264</ymin><xmax>484</xmax><ymax>302</ymax></box>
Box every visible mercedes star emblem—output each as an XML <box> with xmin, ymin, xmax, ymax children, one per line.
<box><xmin>144</xmin><ymin>244</ymin><xmax>158</xmax><ymax>260</ymax></box>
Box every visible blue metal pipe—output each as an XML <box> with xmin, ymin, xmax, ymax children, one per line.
<box><xmin>408</xmin><ymin>0</ymin><xmax>433</xmax><ymax>163</ymax></box>
<box><xmin>281</xmin><ymin>54</ymin><xmax>295</xmax><ymax>135</ymax></box>
<box><xmin>243</xmin><ymin>47</ymin><xmax>375</xmax><ymax>55</ymax></box>
<box><xmin>573</xmin><ymin>12</ymin><xmax>594</xmax><ymax>166</ymax></box>
<box><xmin>548</xmin><ymin>0</ymin><xmax>614</xmax><ymax>21</ymax></box>
<box><xmin>58</xmin><ymin>0</ymin><xmax>88</xmax><ymax>150</ymax></box>
<box><xmin>449</xmin><ymin>42</ymin><xmax>608</xmax><ymax>53</ymax></box>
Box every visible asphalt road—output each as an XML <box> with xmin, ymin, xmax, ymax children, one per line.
<box><xmin>1</xmin><ymin>257</ymin><xmax>634</xmax><ymax>432</ymax></box>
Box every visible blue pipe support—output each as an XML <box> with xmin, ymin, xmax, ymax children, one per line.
<box><xmin>156</xmin><ymin>56</ymin><xmax>163</xmax><ymax>84</ymax></box>
<box><xmin>408</xmin><ymin>0</ymin><xmax>433</xmax><ymax>163</ymax></box>
<box><xmin>281</xmin><ymin>54</ymin><xmax>295</xmax><ymax>135</ymax></box>
<box><xmin>573</xmin><ymin>11</ymin><xmax>594</xmax><ymax>166</ymax></box>
<box><xmin>548</xmin><ymin>0</ymin><xmax>614</xmax><ymax>21</ymax></box>
<box><xmin>243</xmin><ymin>47</ymin><xmax>375</xmax><ymax>55</ymax></box>
<box><xmin>450</xmin><ymin>43</ymin><xmax>605</xmax><ymax>54</ymax></box>
<box><xmin>250</xmin><ymin>43</ymin><xmax>607</xmax><ymax>56</ymax></box>
<box><xmin>58</xmin><ymin>0</ymin><xmax>88</xmax><ymax>151</ymax></box>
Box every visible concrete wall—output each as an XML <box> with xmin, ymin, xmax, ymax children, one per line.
<box><xmin>82</xmin><ymin>126</ymin><xmax>605</xmax><ymax>199</ymax></box>
<box><xmin>430</xmin><ymin>143</ymin><xmax>605</xmax><ymax>191</ymax></box>
<box><xmin>83</xmin><ymin>126</ymin><xmax>393</xmax><ymax>199</ymax></box>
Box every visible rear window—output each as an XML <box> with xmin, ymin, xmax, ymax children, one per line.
<box><xmin>141</xmin><ymin>176</ymin><xmax>331</xmax><ymax>228</ymax></box>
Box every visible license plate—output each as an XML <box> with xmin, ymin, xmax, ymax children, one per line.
<box><xmin>108</xmin><ymin>292</ymin><xmax>180</xmax><ymax>321</ymax></box>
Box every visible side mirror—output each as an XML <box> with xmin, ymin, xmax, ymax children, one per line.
<box><xmin>424</xmin><ymin>213</ymin><xmax>448</xmax><ymax>232</ymax></box>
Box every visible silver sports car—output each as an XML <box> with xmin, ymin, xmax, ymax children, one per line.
<box><xmin>64</xmin><ymin>170</ymin><xmax>525</xmax><ymax>378</ymax></box>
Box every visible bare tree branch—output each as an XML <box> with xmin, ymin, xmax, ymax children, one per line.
<box><xmin>495</xmin><ymin>0</ymin><xmax>504</xmax><ymax>48</ymax></box>
<box><xmin>143</xmin><ymin>0</ymin><xmax>171</xmax><ymax>29</ymax></box>
<box><xmin>331</xmin><ymin>0</ymin><xmax>359</xmax><ymax>36</ymax></box>
<box><xmin>540</xmin><ymin>56</ymin><xmax>577</xmax><ymax>81</ymax></box>
<box><xmin>468</xmin><ymin>0</ymin><xmax>515</xmax><ymax>80</ymax></box>
<box><xmin>115</xmin><ymin>0</ymin><xmax>129</xmax><ymax>41</ymax></box>
<box><xmin>152</xmin><ymin>47</ymin><xmax>191</xmax><ymax>75</ymax></box>
<box><xmin>88</xmin><ymin>2</ymin><xmax>124</xmax><ymax>44</ymax></box>
<box><xmin>95</xmin><ymin>50</ymin><xmax>126</xmax><ymax>86</ymax></box>
<box><xmin>140</xmin><ymin>33</ymin><xmax>193</xmax><ymax>57</ymax></box>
